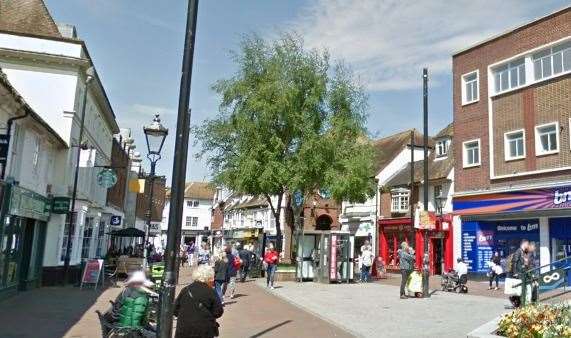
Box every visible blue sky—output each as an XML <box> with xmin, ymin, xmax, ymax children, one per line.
<box><xmin>44</xmin><ymin>0</ymin><xmax>568</xmax><ymax>185</ymax></box>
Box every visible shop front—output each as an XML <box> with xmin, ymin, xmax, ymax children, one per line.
<box><xmin>454</xmin><ymin>183</ymin><xmax>571</xmax><ymax>274</ymax></box>
<box><xmin>0</xmin><ymin>184</ymin><xmax>51</xmax><ymax>299</ymax></box>
<box><xmin>379</xmin><ymin>215</ymin><xmax>453</xmax><ymax>275</ymax></box>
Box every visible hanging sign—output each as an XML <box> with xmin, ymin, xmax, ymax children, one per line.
<box><xmin>110</xmin><ymin>215</ymin><xmax>122</xmax><ymax>226</ymax></box>
<box><xmin>416</xmin><ymin>210</ymin><xmax>436</xmax><ymax>230</ymax></box>
<box><xmin>97</xmin><ymin>169</ymin><xmax>117</xmax><ymax>188</ymax></box>
<box><xmin>52</xmin><ymin>196</ymin><xmax>71</xmax><ymax>214</ymax></box>
<box><xmin>80</xmin><ymin>259</ymin><xmax>104</xmax><ymax>290</ymax></box>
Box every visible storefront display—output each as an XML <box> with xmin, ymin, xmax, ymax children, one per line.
<box><xmin>461</xmin><ymin>219</ymin><xmax>539</xmax><ymax>272</ymax></box>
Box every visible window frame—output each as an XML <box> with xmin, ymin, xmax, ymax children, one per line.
<box><xmin>435</xmin><ymin>139</ymin><xmax>449</xmax><ymax>158</ymax></box>
<box><xmin>504</xmin><ymin>129</ymin><xmax>526</xmax><ymax>161</ymax></box>
<box><xmin>461</xmin><ymin>70</ymin><xmax>479</xmax><ymax>105</ymax></box>
<box><xmin>535</xmin><ymin>122</ymin><xmax>560</xmax><ymax>156</ymax></box>
<box><xmin>462</xmin><ymin>138</ymin><xmax>481</xmax><ymax>168</ymax></box>
<box><xmin>533</xmin><ymin>41</ymin><xmax>571</xmax><ymax>81</ymax></box>
<box><xmin>390</xmin><ymin>189</ymin><xmax>410</xmax><ymax>214</ymax></box>
<box><xmin>493</xmin><ymin>58</ymin><xmax>526</xmax><ymax>94</ymax></box>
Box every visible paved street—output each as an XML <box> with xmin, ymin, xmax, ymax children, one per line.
<box><xmin>263</xmin><ymin>280</ymin><xmax>507</xmax><ymax>338</ymax></box>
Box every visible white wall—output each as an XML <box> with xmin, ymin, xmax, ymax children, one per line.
<box><xmin>182</xmin><ymin>197</ymin><xmax>213</xmax><ymax>231</ymax></box>
<box><xmin>0</xmin><ymin>33</ymin><xmax>82</xmax><ymax>58</ymax></box>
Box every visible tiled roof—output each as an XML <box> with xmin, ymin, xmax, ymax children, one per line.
<box><xmin>385</xmin><ymin>124</ymin><xmax>454</xmax><ymax>187</ymax></box>
<box><xmin>372</xmin><ymin>129</ymin><xmax>426</xmax><ymax>174</ymax></box>
<box><xmin>184</xmin><ymin>182</ymin><xmax>215</xmax><ymax>200</ymax></box>
<box><xmin>0</xmin><ymin>0</ymin><xmax>62</xmax><ymax>38</ymax></box>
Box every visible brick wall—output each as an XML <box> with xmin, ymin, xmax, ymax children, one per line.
<box><xmin>453</xmin><ymin>8</ymin><xmax>571</xmax><ymax>193</ymax></box>
<box><xmin>302</xmin><ymin>196</ymin><xmax>341</xmax><ymax>230</ymax></box>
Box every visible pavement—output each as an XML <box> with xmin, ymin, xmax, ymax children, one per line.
<box><xmin>263</xmin><ymin>280</ymin><xmax>508</xmax><ymax>338</ymax></box>
<box><xmin>0</xmin><ymin>267</ymin><xmax>352</xmax><ymax>338</ymax></box>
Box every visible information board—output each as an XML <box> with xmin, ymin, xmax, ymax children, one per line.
<box><xmin>80</xmin><ymin>259</ymin><xmax>104</xmax><ymax>290</ymax></box>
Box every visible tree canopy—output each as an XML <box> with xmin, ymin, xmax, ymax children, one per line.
<box><xmin>194</xmin><ymin>34</ymin><xmax>375</xmax><ymax>250</ymax></box>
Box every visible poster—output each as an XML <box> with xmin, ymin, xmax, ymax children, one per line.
<box><xmin>81</xmin><ymin>259</ymin><xmax>103</xmax><ymax>289</ymax></box>
<box><xmin>330</xmin><ymin>234</ymin><xmax>337</xmax><ymax>280</ymax></box>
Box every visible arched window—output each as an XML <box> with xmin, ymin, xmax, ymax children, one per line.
<box><xmin>315</xmin><ymin>215</ymin><xmax>332</xmax><ymax>231</ymax></box>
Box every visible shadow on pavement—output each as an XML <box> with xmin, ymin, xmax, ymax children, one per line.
<box><xmin>0</xmin><ymin>284</ymin><xmax>116</xmax><ymax>338</ymax></box>
<box><xmin>249</xmin><ymin>320</ymin><xmax>293</xmax><ymax>338</ymax></box>
<box><xmin>232</xmin><ymin>293</ymin><xmax>248</xmax><ymax>299</ymax></box>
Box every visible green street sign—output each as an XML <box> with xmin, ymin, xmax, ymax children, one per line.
<box><xmin>52</xmin><ymin>196</ymin><xmax>70</xmax><ymax>214</ymax></box>
<box><xmin>97</xmin><ymin>169</ymin><xmax>118</xmax><ymax>188</ymax></box>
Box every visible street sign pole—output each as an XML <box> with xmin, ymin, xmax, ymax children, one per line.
<box><xmin>422</xmin><ymin>68</ymin><xmax>430</xmax><ymax>298</ymax></box>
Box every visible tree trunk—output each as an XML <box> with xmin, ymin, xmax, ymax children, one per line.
<box><xmin>265</xmin><ymin>193</ymin><xmax>284</xmax><ymax>253</ymax></box>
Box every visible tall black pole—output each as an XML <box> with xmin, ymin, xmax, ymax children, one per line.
<box><xmin>63</xmin><ymin>70</ymin><xmax>93</xmax><ymax>284</ymax></box>
<box><xmin>158</xmin><ymin>0</ymin><xmax>199</xmax><ymax>337</ymax></box>
<box><xmin>143</xmin><ymin>160</ymin><xmax>156</xmax><ymax>268</ymax></box>
<box><xmin>422</xmin><ymin>68</ymin><xmax>430</xmax><ymax>298</ymax></box>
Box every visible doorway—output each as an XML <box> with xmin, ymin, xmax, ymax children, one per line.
<box><xmin>18</xmin><ymin>219</ymin><xmax>45</xmax><ymax>291</ymax></box>
<box><xmin>431</xmin><ymin>237</ymin><xmax>444</xmax><ymax>275</ymax></box>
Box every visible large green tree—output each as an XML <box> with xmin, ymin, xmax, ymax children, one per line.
<box><xmin>195</xmin><ymin>34</ymin><xmax>375</xmax><ymax>252</ymax></box>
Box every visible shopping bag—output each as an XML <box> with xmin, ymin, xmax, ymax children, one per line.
<box><xmin>406</xmin><ymin>271</ymin><xmax>423</xmax><ymax>294</ymax></box>
<box><xmin>504</xmin><ymin>277</ymin><xmax>531</xmax><ymax>298</ymax></box>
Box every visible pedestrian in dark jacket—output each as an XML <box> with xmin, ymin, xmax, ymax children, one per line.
<box><xmin>509</xmin><ymin>240</ymin><xmax>529</xmax><ymax>308</ymax></box>
<box><xmin>238</xmin><ymin>248</ymin><xmax>252</xmax><ymax>282</ymax></box>
<box><xmin>174</xmin><ymin>265</ymin><xmax>223</xmax><ymax>338</ymax></box>
<box><xmin>223</xmin><ymin>245</ymin><xmax>238</xmax><ymax>299</ymax></box>
<box><xmin>398</xmin><ymin>242</ymin><xmax>415</xmax><ymax>299</ymax></box>
<box><xmin>213</xmin><ymin>253</ymin><xmax>228</xmax><ymax>304</ymax></box>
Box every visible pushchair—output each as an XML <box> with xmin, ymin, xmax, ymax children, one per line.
<box><xmin>441</xmin><ymin>270</ymin><xmax>468</xmax><ymax>293</ymax></box>
<box><xmin>97</xmin><ymin>299</ymin><xmax>157</xmax><ymax>338</ymax></box>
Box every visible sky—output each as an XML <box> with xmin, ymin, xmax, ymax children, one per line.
<box><xmin>44</xmin><ymin>0</ymin><xmax>568</xmax><ymax>185</ymax></box>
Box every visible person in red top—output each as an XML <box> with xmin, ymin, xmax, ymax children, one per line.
<box><xmin>263</xmin><ymin>243</ymin><xmax>279</xmax><ymax>289</ymax></box>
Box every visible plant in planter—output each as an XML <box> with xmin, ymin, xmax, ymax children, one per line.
<box><xmin>497</xmin><ymin>303</ymin><xmax>571</xmax><ymax>338</ymax></box>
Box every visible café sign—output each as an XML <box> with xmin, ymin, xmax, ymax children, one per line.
<box><xmin>8</xmin><ymin>185</ymin><xmax>50</xmax><ymax>221</ymax></box>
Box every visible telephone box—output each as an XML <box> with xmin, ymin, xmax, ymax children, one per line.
<box><xmin>315</xmin><ymin>231</ymin><xmax>355</xmax><ymax>283</ymax></box>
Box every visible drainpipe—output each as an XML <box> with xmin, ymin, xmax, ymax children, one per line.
<box><xmin>1</xmin><ymin>104</ymin><xmax>30</xmax><ymax>180</ymax></box>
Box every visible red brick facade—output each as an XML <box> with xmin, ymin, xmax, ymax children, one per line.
<box><xmin>302</xmin><ymin>195</ymin><xmax>341</xmax><ymax>231</ymax></box>
<box><xmin>453</xmin><ymin>8</ymin><xmax>571</xmax><ymax>193</ymax></box>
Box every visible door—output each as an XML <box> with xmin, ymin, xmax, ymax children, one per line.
<box><xmin>431</xmin><ymin>238</ymin><xmax>444</xmax><ymax>275</ymax></box>
<box><xmin>18</xmin><ymin>219</ymin><xmax>35</xmax><ymax>291</ymax></box>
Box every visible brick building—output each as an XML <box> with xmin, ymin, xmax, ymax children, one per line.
<box><xmin>452</xmin><ymin>6</ymin><xmax>571</xmax><ymax>273</ymax></box>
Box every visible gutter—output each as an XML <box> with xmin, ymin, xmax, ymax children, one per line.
<box><xmin>1</xmin><ymin>107</ymin><xmax>29</xmax><ymax>179</ymax></box>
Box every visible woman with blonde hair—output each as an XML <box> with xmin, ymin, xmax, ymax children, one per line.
<box><xmin>174</xmin><ymin>265</ymin><xmax>224</xmax><ymax>338</ymax></box>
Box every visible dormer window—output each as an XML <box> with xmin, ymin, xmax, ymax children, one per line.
<box><xmin>391</xmin><ymin>188</ymin><xmax>409</xmax><ymax>213</ymax></box>
<box><xmin>435</xmin><ymin>139</ymin><xmax>450</xmax><ymax>158</ymax></box>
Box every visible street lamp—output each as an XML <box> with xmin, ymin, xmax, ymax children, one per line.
<box><xmin>142</xmin><ymin>114</ymin><xmax>168</xmax><ymax>267</ymax></box>
<box><xmin>63</xmin><ymin>66</ymin><xmax>95</xmax><ymax>285</ymax></box>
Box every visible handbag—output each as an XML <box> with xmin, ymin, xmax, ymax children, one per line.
<box><xmin>504</xmin><ymin>277</ymin><xmax>531</xmax><ymax>299</ymax></box>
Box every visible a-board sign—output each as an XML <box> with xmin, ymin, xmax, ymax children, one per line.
<box><xmin>80</xmin><ymin>259</ymin><xmax>104</xmax><ymax>290</ymax></box>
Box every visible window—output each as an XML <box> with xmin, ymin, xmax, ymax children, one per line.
<box><xmin>504</xmin><ymin>130</ymin><xmax>525</xmax><ymax>160</ymax></box>
<box><xmin>534</xmin><ymin>41</ymin><xmax>571</xmax><ymax>81</ymax></box>
<box><xmin>435</xmin><ymin>139</ymin><xmax>449</xmax><ymax>157</ymax></box>
<box><xmin>192</xmin><ymin>217</ymin><xmax>198</xmax><ymax>227</ymax></box>
<box><xmin>60</xmin><ymin>213</ymin><xmax>76</xmax><ymax>262</ymax></box>
<box><xmin>463</xmin><ymin>139</ymin><xmax>480</xmax><ymax>167</ymax></box>
<box><xmin>185</xmin><ymin>216</ymin><xmax>192</xmax><ymax>227</ymax></box>
<box><xmin>493</xmin><ymin>58</ymin><xmax>525</xmax><ymax>93</ymax></box>
<box><xmin>186</xmin><ymin>200</ymin><xmax>199</xmax><ymax>207</ymax></box>
<box><xmin>434</xmin><ymin>185</ymin><xmax>443</xmax><ymax>214</ymax></box>
<box><xmin>81</xmin><ymin>218</ymin><xmax>93</xmax><ymax>259</ymax></box>
<box><xmin>535</xmin><ymin>122</ymin><xmax>559</xmax><ymax>155</ymax></box>
<box><xmin>461</xmin><ymin>71</ymin><xmax>479</xmax><ymax>104</ymax></box>
<box><xmin>391</xmin><ymin>189</ymin><xmax>409</xmax><ymax>213</ymax></box>
<box><xmin>193</xmin><ymin>200</ymin><xmax>199</xmax><ymax>207</ymax></box>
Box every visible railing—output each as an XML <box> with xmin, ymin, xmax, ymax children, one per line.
<box><xmin>517</xmin><ymin>256</ymin><xmax>571</xmax><ymax>306</ymax></box>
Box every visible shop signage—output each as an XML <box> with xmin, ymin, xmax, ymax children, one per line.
<box><xmin>454</xmin><ymin>184</ymin><xmax>571</xmax><ymax>215</ymax></box>
<box><xmin>80</xmin><ymin>259</ymin><xmax>104</xmax><ymax>290</ymax></box>
<box><xmin>51</xmin><ymin>197</ymin><xmax>70</xmax><ymax>214</ymax></box>
<box><xmin>97</xmin><ymin>169</ymin><xmax>117</xmax><ymax>188</ymax></box>
<box><xmin>539</xmin><ymin>268</ymin><xmax>567</xmax><ymax>291</ymax></box>
<box><xmin>110</xmin><ymin>215</ymin><xmax>122</xmax><ymax>226</ymax></box>
<box><xmin>149</xmin><ymin>223</ymin><xmax>160</xmax><ymax>235</ymax></box>
<box><xmin>8</xmin><ymin>185</ymin><xmax>50</xmax><ymax>221</ymax></box>
<box><xmin>416</xmin><ymin>210</ymin><xmax>436</xmax><ymax>230</ymax></box>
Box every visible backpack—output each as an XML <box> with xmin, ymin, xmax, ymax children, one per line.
<box><xmin>233</xmin><ymin>256</ymin><xmax>242</xmax><ymax>269</ymax></box>
<box><xmin>505</xmin><ymin>253</ymin><xmax>515</xmax><ymax>273</ymax></box>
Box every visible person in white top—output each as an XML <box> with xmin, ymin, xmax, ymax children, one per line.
<box><xmin>456</xmin><ymin>257</ymin><xmax>468</xmax><ymax>277</ymax></box>
<box><xmin>360</xmin><ymin>241</ymin><xmax>374</xmax><ymax>283</ymax></box>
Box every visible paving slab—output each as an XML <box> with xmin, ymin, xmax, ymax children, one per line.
<box><xmin>263</xmin><ymin>280</ymin><xmax>508</xmax><ymax>338</ymax></box>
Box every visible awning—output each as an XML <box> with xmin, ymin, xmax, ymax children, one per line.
<box><xmin>109</xmin><ymin>227</ymin><xmax>145</xmax><ymax>237</ymax></box>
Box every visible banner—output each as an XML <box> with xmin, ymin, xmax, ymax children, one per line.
<box><xmin>454</xmin><ymin>184</ymin><xmax>571</xmax><ymax>215</ymax></box>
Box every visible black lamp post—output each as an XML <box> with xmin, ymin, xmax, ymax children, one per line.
<box><xmin>142</xmin><ymin>114</ymin><xmax>168</xmax><ymax>267</ymax></box>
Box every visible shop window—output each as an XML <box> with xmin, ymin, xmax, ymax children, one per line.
<box><xmin>535</xmin><ymin>122</ymin><xmax>559</xmax><ymax>156</ymax></box>
<box><xmin>391</xmin><ymin>189</ymin><xmax>410</xmax><ymax>213</ymax></box>
<box><xmin>463</xmin><ymin>139</ymin><xmax>480</xmax><ymax>168</ymax></box>
<box><xmin>81</xmin><ymin>218</ymin><xmax>93</xmax><ymax>259</ymax></box>
<box><xmin>0</xmin><ymin>218</ymin><xmax>23</xmax><ymax>288</ymax></box>
<box><xmin>504</xmin><ymin>129</ymin><xmax>525</xmax><ymax>161</ymax></box>
<box><xmin>60</xmin><ymin>213</ymin><xmax>76</xmax><ymax>263</ymax></box>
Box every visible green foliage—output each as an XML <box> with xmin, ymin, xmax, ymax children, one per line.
<box><xmin>195</xmin><ymin>33</ymin><xmax>375</xmax><ymax>209</ymax></box>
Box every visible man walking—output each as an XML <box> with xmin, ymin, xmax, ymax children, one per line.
<box><xmin>508</xmin><ymin>239</ymin><xmax>529</xmax><ymax>307</ymax></box>
<box><xmin>223</xmin><ymin>244</ymin><xmax>239</xmax><ymax>299</ymax></box>
<box><xmin>398</xmin><ymin>242</ymin><xmax>415</xmax><ymax>299</ymax></box>
<box><xmin>360</xmin><ymin>244</ymin><xmax>374</xmax><ymax>283</ymax></box>
<box><xmin>238</xmin><ymin>245</ymin><xmax>252</xmax><ymax>282</ymax></box>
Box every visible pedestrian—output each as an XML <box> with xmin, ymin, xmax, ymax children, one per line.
<box><xmin>238</xmin><ymin>245</ymin><xmax>252</xmax><ymax>282</ymax></box>
<box><xmin>525</xmin><ymin>242</ymin><xmax>538</xmax><ymax>302</ymax></box>
<box><xmin>213</xmin><ymin>252</ymin><xmax>228</xmax><ymax>304</ymax></box>
<box><xmin>488</xmin><ymin>251</ymin><xmax>502</xmax><ymax>290</ymax></box>
<box><xmin>360</xmin><ymin>244</ymin><xmax>374</xmax><ymax>283</ymax></box>
<box><xmin>508</xmin><ymin>239</ymin><xmax>528</xmax><ymax>308</ymax></box>
<box><xmin>398</xmin><ymin>242</ymin><xmax>415</xmax><ymax>299</ymax></box>
<box><xmin>180</xmin><ymin>244</ymin><xmax>188</xmax><ymax>267</ymax></box>
<box><xmin>264</xmin><ymin>243</ymin><xmax>279</xmax><ymax>289</ymax></box>
<box><xmin>223</xmin><ymin>244</ymin><xmax>239</xmax><ymax>299</ymax></box>
<box><xmin>174</xmin><ymin>265</ymin><xmax>224</xmax><ymax>338</ymax></box>
<box><xmin>187</xmin><ymin>241</ymin><xmax>196</xmax><ymax>266</ymax></box>
<box><xmin>197</xmin><ymin>241</ymin><xmax>211</xmax><ymax>265</ymax></box>
<box><xmin>111</xmin><ymin>271</ymin><xmax>157</xmax><ymax>335</ymax></box>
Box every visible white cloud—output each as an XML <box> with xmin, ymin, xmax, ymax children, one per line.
<box><xmin>290</xmin><ymin>0</ymin><xmax>565</xmax><ymax>91</ymax></box>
